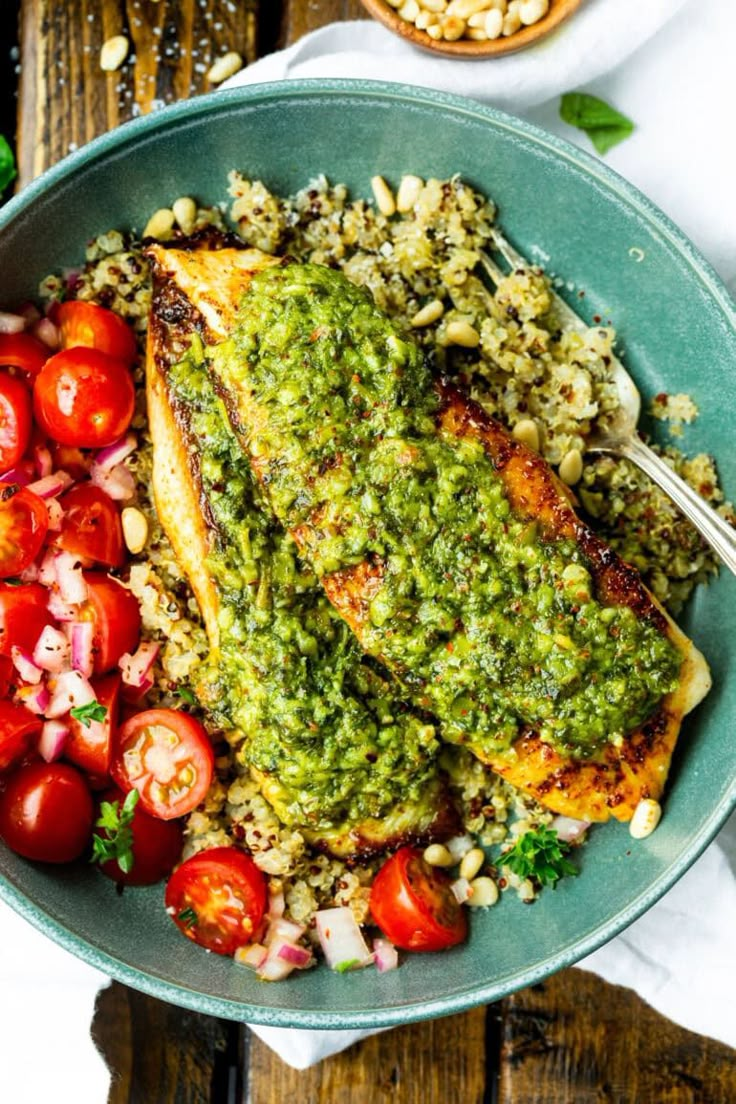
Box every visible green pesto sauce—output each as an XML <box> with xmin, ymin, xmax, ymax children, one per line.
<box><xmin>167</xmin><ymin>338</ymin><xmax>441</xmax><ymax>831</ymax></box>
<box><xmin>208</xmin><ymin>264</ymin><xmax>681</xmax><ymax>758</ymax></box>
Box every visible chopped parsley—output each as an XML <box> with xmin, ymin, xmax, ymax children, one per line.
<box><xmin>70</xmin><ymin>701</ymin><xmax>108</xmax><ymax>728</ymax></box>
<box><xmin>502</xmin><ymin>826</ymin><xmax>579</xmax><ymax>888</ymax></box>
<box><xmin>0</xmin><ymin>135</ymin><xmax>16</xmax><ymax>199</ymax></box>
<box><xmin>560</xmin><ymin>92</ymin><xmax>635</xmax><ymax>155</ymax></box>
<box><xmin>177</xmin><ymin>907</ymin><xmax>198</xmax><ymax>929</ymax></box>
<box><xmin>176</xmin><ymin>686</ymin><xmax>196</xmax><ymax>705</ymax></box>
<box><xmin>91</xmin><ymin>790</ymin><xmax>139</xmax><ymax>874</ymax></box>
<box><xmin>334</xmin><ymin>959</ymin><xmax>360</xmax><ymax>974</ymax></box>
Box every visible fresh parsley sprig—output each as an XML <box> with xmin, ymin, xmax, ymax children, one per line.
<box><xmin>502</xmin><ymin>825</ymin><xmax>579</xmax><ymax>889</ymax></box>
<box><xmin>70</xmin><ymin>701</ymin><xmax>107</xmax><ymax>728</ymax></box>
<box><xmin>91</xmin><ymin>790</ymin><xmax>140</xmax><ymax>874</ymax></box>
<box><xmin>0</xmin><ymin>136</ymin><xmax>16</xmax><ymax>198</ymax></box>
<box><xmin>560</xmin><ymin>92</ymin><xmax>635</xmax><ymax>156</ymax></box>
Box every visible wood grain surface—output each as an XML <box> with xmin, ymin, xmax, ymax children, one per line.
<box><xmin>8</xmin><ymin>2</ymin><xmax>736</xmax><ymax>1102</ymax></box>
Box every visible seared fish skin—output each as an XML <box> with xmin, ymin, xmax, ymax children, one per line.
<box><xmin>147</xmin><ymin>244</ymin><xmax>459</xmax><ymax>858</ymax></box>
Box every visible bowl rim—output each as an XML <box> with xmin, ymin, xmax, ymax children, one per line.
<box><xmin>0</xmin><ymin>78</ymin><xmax>734</xmax><ymax>1029</ymax></box>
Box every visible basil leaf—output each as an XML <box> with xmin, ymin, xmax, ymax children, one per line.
<box><xmin>69</xmin><ymin>701</ymin><xmax>107</xmax><ymax>728</ymax></box>
<box><xmin>0</xmin><ymin>136</ymin><xmax>16</xmax><ymax>197</ymax></box>
<box><xmin>560</xmin><ymin>92</ymin><xmax>635</xmax><ymax>155</ymax></box>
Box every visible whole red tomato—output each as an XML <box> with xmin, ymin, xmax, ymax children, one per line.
<box><xmin>57</xmin><ymin>301</ymin><xmax>137</xmax><ymax>364</ymax></box>
<box><xmin>0</xmin><ymin>370</ymin><xmax>32</xmax><ymax>474</ymax></box>
<box><xmin>94</xmin><ymin>787</ymin><xmax>183</xmax><ymax>886</ymax></box>
<box><xmin>33</xmin><ymin>346</ymin><xmax>135</xmax><ymax>448</ymax></box>
<box><xmin>0</xmin><ymin>701</ymin><xmax>42</xmax><ymax>774</ymax></box>
<box><xmin>0</xmin><ymin>761</ymin><xmax>93</xmax><ymax>863</ymax></box>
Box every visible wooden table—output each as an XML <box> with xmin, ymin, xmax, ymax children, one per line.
<box><xmin>6</xmin><ymin>3</ymin><xmax>736</xmax><ymax>1100</ymax></box>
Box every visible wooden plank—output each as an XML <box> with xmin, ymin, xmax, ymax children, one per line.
<box><xmin>279</xmin><ymin>0</ymin><xmax>368</xmax><ymax>47</ymax></box>
<box><xmin>245</xmin><ymin>1006</ymin><xmax>488</xmax><ymax>1104</ymax></box>
<box><xmin>499</xmin><ymin>969</ymin><xmax>736</xmax><ymax>1104</ymax></box>
<box><xmin>16</xmin><ymin>0</ymin><xmax>259</xmax><ymax>187</ymax></box>
<box><xmin>92</xmin><ymin>981</ymin><xmax>236</xmax><ymax>1104</ymax></box>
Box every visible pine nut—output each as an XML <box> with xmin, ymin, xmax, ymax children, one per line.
<box><xmin>512</xmin><ymin>418</ymin><xmax>540</xmax><ymax>452</ymax></box>
<box><xmin>447</xmin><ymin>0</ymin><xmax>491</xmax><ymax>16</ymax></box>
<box><xmin>411</xmin><ymin>299</ymin><xmax>444</xmax><ymax>327</ymax></box>
<box><xmin>488</xmin><ymin>0</ymin><xmax>507</xmax><ymax>9</ymax></box>
<box><xmin>370</xmin><ymin>176</ymin><xmax>396</xmax><ymax>217</ymax></box>
<box><xmin>468</xmin><ymin>11</ymin><xmax>487</xmax><ymax>26</ymax></box>
<box><xmin>426</xmin><ymin>22</ymin><xmax>444</xmax><ymax>37</ymax></box>
<box><xmin>398</xmin><ymin>0</ymin><xmax>420</xmax><ymax>20</ymax></box>
<box><xmin>441</xmin><ymin>14</ymin><xmax>467</xmax><ymax>39</ymax></box>
<box><xmin>502</xmin><ymin>1</ymin><xmax>522</xmax><ymax>33</ymax></box>
<box><xmin>100</xmin><ymin>35</ymin><xmax>129</xmax><ymax>72</ymax></box>
<box><xmin>121</xmin><ymin>507</ymin><xmax>149</xmax><ymax>555</ymax></box>
<box><xmin>416</xmin><ymin>10</ymin><xmax>439</xmax><ymax>28</ymax></box>
<box><xmin>396</xmin><ymin>174</ymin><xmax>424</xmax><ymax>212</ymax></box>
<box><xmin>418</xmin><ymin>0</ymin><xmax>447</xmax><ymax>10</ymax></box>
<box><xmin>519</xmin><ymin>0</ymin><xmax>549</xmax><ymax>23</ymax></box>
<box><xmin>143</xmin><ymin>208</ymin><xmax>175</xmax><ymax>241</ymax></box>
<box><xmin>172</xmin><ymin>196</ymin><xmax>197</xmax><ymax>235</ymax></box>
<box><xmin>206</xmin><ymin>51</ymin><xmax>243</xmax><ymax>85</ymax></box>
<box><xmin>467</xmin><ymin>28</ymin><xmax>489</xmax><ymax>39</ymax></box>
<box><xmin>459</xmin><ymin>847</ymin><xmax>485</xmax><ymax>881</ymax></box>
<box><xmin>446</xmin><ymin>319</ymin><xmax>480</xmax><ymax>347</ymax></box>
<box><xmin>468</xmin><ymin>877</ymin><xmax>499</xmax><ymax>907</ymax></box>
<box><xmin>423</xmin><ymin>843</ymin><xmax>454</xmax><ymax>867</ymax></box>
<box><xmin>485</xmin><ymin>8</ymin><xmax>504</xmax><ymax>36</ymax></box>
<box><xmin>559</xmin><ymin>447</ymin><xmax>583</xmax><ymax>486</ymax></box>
<box><xmin>386</xmin><ymin>0</ymin><xmax>403</xmax><ymax>6</ymax></box>
<box><xmin>629</xmin><ymin>799</ymin><xmax>662</xmax><ymax>839</ymax></box>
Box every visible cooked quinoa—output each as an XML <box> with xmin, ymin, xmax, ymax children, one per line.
<box><xmin>41</xmin><ymin>172</ymin><xmax>734</xmax><ymax>955</ymax></box>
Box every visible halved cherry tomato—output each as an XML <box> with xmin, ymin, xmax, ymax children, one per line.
<box><xmin>95</xmin><ymin>786</ymin><xmax>183</xmax><ymax>886</ymax></box>
<box><xmin>369</xmin><ymin>846</ymin><xmax>468</xmax><ymax>952</ymax></box>
<box><xmin>50</xmin><ymin>442</ymin><xmax>90</xmax><ymax>481</ymax></box>
<box><xmin>112</xmin><ymin>708</ymin><xmax>214</xmax><ymax>820</ymax></box>
<box><xmin>64</xmin><ymin>672</ymin><xmax>121</xmax><ymax>777</ymax></box>
<box><xmin>0</xmin><ymin>333</ymin><xmax>48</xmax><ymax>380</ymax></box>
<box><xmin>81</xmin><ymin>572</ymin><xmax>141</xmax><ymax>674</ymax></box>
<box><xmin>57</xmin><ymin>301</ymin><xmax>137</xmax><ymax>365</ymax></box>
<box><xmin>0</xmin><ymin>701</ymin><xmax>42</xmax><ymax>774</ymax></box>
<box><xmin>0</xmin><ymin>655</ymin><xmax>13</xmax><ymax>697</ymax></box>
<box><xmin>0</xmin><ymin>582</ymin><xmax>53</xmax><ymax>656</ymax></box>
<box><xmin>0</xmin><ymin>486</ymin><xmax>48</xmax><ymax>578</ymax></box>
<box><xmin>55</xmin><ymin>485</ymin><xmax>124</xmax><ymax>568</ymax></box>
<box><xmin>33</xmin><ymin>347</ymin><xmax>135</xmax><ymax>448</ymax></box>
<box><xmin>0</xmin><ymin>761</ymin><xmax>93</xmax><ymax>863</ymax></box>
<box><xmin>0</xmin><ymin>371</ymin><xmax>32</xmax><ymax>474</ymax></box>
<box><xmin>165</xmin><ymin>847</ymin><xmax>267</xmax><ymax>955</ymax></box>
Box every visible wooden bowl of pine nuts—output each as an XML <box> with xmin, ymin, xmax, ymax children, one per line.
<box><xmin>360</xmin><ymin>0</ymin><xmax>584</xmax><ymax>57</ymax></box>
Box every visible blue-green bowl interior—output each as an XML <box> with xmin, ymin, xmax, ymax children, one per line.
<box><xmin>0</xmin><ymin>81</ymin><xmax>734</xmax><ymax>1029</ymax></box>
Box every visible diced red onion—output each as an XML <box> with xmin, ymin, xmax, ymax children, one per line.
<box><xmin>268</xmin><ymin>889</ymin><xmax>285</xmax><ymax>920</ymax></box>
<box><xmin>265</xmin><ymin>916</ymin><xmax>305</xmax><ymax>946</ymax></box>
<box><xmin>314</xmin><ymin>907</ymin><xmax>373</xmax><ymax>973</ymax></box>
<box><xmin>54</xmin><ymin>550</ymin><xmax>88</xmax><ymax>604</ymax></box>
<box><xmin>93</xmin><ymin>433</ymin><xmax>137</xmax><ymax>473</ymax></box>
<box><xmin>38</xmin><ymin>548</ymin><xmax>58</xmax><ymax>587</ymax></box>
<box><xmin>47</xmin><ymin>588</ymin><xmax>80</xmax><ymax>622</ymax></box>
<box><xmin>20</xmin><ymin>562</ymin><xmax>40</xmax><ymax>583</ymax></box>
<box><xmin>11</xmin><ymin>647</ymin><xmax>43</xmax><ymax>685</ymax></box>
<box><xmin>45</xmin><ymin>670</ymin><xmax>96</xmax><ymax>718</ymax></box>
<box><xmin>0</xmin><ymin>461</ymin><xmax>35</xmax><ymax>486</ymax></box>
<box><xmin>373</xmin><ymin>938</ymin><xmax>399</xmax><ymax>974</ymax></box>
<box><xmin>16</xmin><ymin>682</ymin><xmax>50</xmax><ymax>716</ymax></box>
<box><xmin>118</xmin><ymin>641</ymin><xmax>159</xmax><ymax>688</ymax></box>
<box><xmin>90</xmin><ymin>461</ymin><xmax>135</xmax><ymax>502</ymax></box>
<box><xmin>0</xmin><ymin>311</ymin><xmax>26</xmax><ymax>334</ymax></box>
<box><xmin>256</xmin><ymin>955</ymin><xmax>297</xmax><ymax>982</ymax></box>
<box><xmin>38</xmin><ymin>720</ymin><xmax>69</xmax><ymax>763</ymax></box>
<box><xmin>27</xmin><ymin>471</ymin><xmax>73</xmax><ymax>500</ymax></box>
<box><xmin>33</xmin><ymin>445</ymin><xmax>53</xmax><ymax>479</ymax></box>
<box><xmin>46</xmin><ymin>498</ymin><xmax>64</xmax><ymax>531</ymax></box>
<box><xmin>237</xmin><ymin>943</ymin><xmax>268</xmax><ymax>970</ymax></box>
<box><xmin>70</xmin><ymin>621</ymin><xmax>94</xmax><ymax>678</ymax></box>
<box><xmin>551</xmin><ymin>815</ymin><xmax>591</xmax><ymax>843</ymax></box>
<box><xmin>451</xmin><ymin>877</ymin><xmax>472</xmax><ymax>905</ymax></box>
<box><xmin>32</xmin><ymin>317</ymin><xmax>60</xmax><ymax>350</ymax></box>
<box><xmin>273</xmin><ymin>939</ymin><xmax>312</xmax><ymax>969</ymax></box>
<box><xmin>33</xmin><ymin>624</ymin><xmax>71</xmax><ymax>673</ymax></box>
<box><xmin>64</xmin><ymin>271</ymin><xmax>81</xmax><ymax>294</ymax></box>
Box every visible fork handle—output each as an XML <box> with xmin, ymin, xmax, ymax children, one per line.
<box><xmin>609</xmin><ymin>435</ymin><xmax>736</xmax><ymax>578</ymax></box>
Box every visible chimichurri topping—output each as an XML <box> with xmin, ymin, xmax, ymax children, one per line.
<box><xmin>207</xmin><ymin>263</ymin><xmax>681</xmax><ymax>757</ymax></box>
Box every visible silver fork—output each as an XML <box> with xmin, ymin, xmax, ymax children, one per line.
<box><xmin>479</xmin><ymin>230</ymin><xmax>736</xmax><ymax>578</ymax></box>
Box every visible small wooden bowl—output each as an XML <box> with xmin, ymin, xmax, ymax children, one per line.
<box><xmin>360</xmin><ymin>0</ymin><xmax>585</xmax><ymax>59</ymax></box>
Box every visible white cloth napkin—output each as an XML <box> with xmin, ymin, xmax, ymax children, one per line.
<box><xmin>2</xmin><ymin>0</ymin><xmax>736</xmax><ymax>1092</ymax></box>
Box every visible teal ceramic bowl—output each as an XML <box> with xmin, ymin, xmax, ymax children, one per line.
<box><xmin>0</xmin><ymin>81</ymin><xmax>734</xmax><ymax>1029</ymax></box>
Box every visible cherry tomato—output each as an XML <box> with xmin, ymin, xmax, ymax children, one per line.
<box><xmin>33</xmin><ymin>347</ymin><xmax>135</xmax><ymax>448</ymax></box>
<box><xmin>81</xmin><ymin>572</ymin><xmax>141</xmax><ymax>674</ymax></box>
<box><xmin>112</xmin><ymin>708</ymin><xmax>214</xmax><ymax>820</ymax></box>
<box><xmin>0</xmin><ymin>761</ymin><xmax>93</xmax><ymax>863</ymax></box>
<box><xmin>95</xmin><ymin>787</ymin><xmax>183</xmax><ymax>886</ymax></box>
<box><xmin>0</xmin><ymin>582</ymin><xmax>53</xmax><ymax>656</ymax></box>
<box><xmin>369</xmin><ymin>846</ymin><xmax>468</xmax><ymax>953</ymax></box>
<box><xmin>0</xmin><ymin>371</ymin><xmax>32</xmax><ymax>474</ymax></box>
<box><xmin>0</xmin><ymin>333</ymin><xmax>48</xmax><ymax>380</ymax></box>
<box><xmin>0</xmin><ymin>486</ymin><xmax>48</xmax><ymax>578</ymax></box>
<box><xmin>55</xmin><ymin>485</ymin><xmax>124</xmax><ymax>569</ymax></box>
<box><xmin>165</xmin><ymin>847</ymin><xmax>267</xmax><ymax>955</ymax></box>
<box><xmin>50</xmin><ymin>442</ymin><xmax>90</xmax><ymax>481</ymax></box>
<box><xmin>64</xmin><ymin>672</ymin><xmax>121</xmax><ymax>777</ymax></box>
<box><xmin>0</xmin><ymin>701</ymin><xmax>42</xmax><ymax>774</ymax></box>
<box><xmin>0</xmin><ymin>654</ymin><xmax>13</xmax><ymax>697</ymax></box>
<box><xmin>57</xmin><ymin>301</ymin><xmax>137</xmax><ymax>365</ymax></box>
